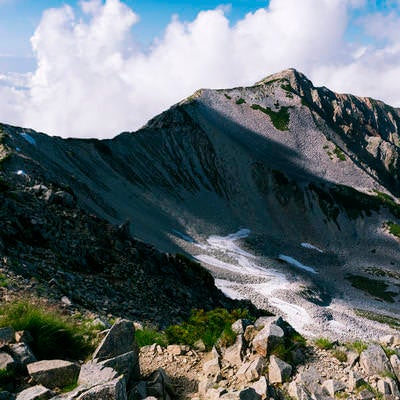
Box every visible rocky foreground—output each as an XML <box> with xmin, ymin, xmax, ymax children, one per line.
<box><xmin>1</xmin><ymin>316</ymin><xmax>400</xmax><ymax>400</ymax></box>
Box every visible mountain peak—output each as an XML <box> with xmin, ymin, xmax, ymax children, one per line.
<box><xmin>255</xmin><ymin>68</ymin><xmax>314</xmax><ymax>93</ymax></box>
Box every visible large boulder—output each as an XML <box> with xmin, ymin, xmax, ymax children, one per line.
<box><xmin>76</xmin><ymin>376</ymin><xmax>127</xmax><ymax>400</ymax></box>
<box><xmin>239</xmin><ymin>388</ymin><xmax>262</xmax><ymax>400</ymax></box>
<box><xmin>27</xmin><ymin>360</ymin><xmax>80</xmax><ymax>389</ymax></box>
<box><xmin>78</xmin><ymin>361</ymin><xmax>119</xmax><ymax>387</ymax></box>
<box><xmin>237</xmin><ymin>357</ymin><xmax>266</xmax><ymax>383</ymax></box>
<box><xmin>98</xmin><ymin>351</ymin><xmax>140</xmax><ymax>387</ymax></box>
<box><xmin>322</xmin><ymin>379</ymin><xmax>346</xmax><ymax>397</ymax></box>
<box><xmin>268</xmin><ymin>355</ymin><xmax>292</xmax><ymax>384</ymax></box>
<box><xmin>130</xmin><ymin>369</ymin><xmax>174</xmax><ymax>400</ymax></box>
<box><xmin>223</xmin><ymin>335</ymin><xmax>245</xmax><ymax>366</ymax></box>
<box><xmin>360</xmin><ymin>344</ymin><xmax>392</xmax><ymax>375</ymax></box>
<box><xmin>92</xmin><ymin>319</ymin><xmax>137</xmax><ymax>362</ymax></box>
<box><xmin>252</xmin><ymin>318</ymin><xmax>285</xmax><ymax>357</ymax></box>
<box><xmin>15</xmin><ymin>385</ymin><xmax>52</xmax><ymax>400</ymax></box>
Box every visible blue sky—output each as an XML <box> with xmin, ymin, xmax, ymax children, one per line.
<box><xmin>0</xmin><ymin>0</ymin><xmax>400</xmax><ymax>138</ymax></box>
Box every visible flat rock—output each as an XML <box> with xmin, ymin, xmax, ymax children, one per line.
<box><xmin>360</xmin><ymin>344</ymin><xmax>392</xmax><ymax>375</ymax></box>
<box><xmin>251</xmin><ymin>376</ymin><xmax>268</xmax><ymax>399</ymax></box>
<box><xmin>76</xmin><ymin>376</ymin><xmax>127</xmax><ymax>400</ymax></box>
<box><xmin>358</xmin><ymin>389</ymin><xmax>375</xmax><ymax>400</ymax></box>
<box><xmin>347</xmin><ymin>371</ymin><xmax>365</xmax><ymax>391</ymax></box>
<box><xmin>203</xmin><ymin>357</ymin><xmax>220</xmax><ymax>377</ymax></box>
<box><xmin>98</xmin><ymin>350</ymin><xmax>139</xmax><ymax>387</ymax></box>
<box><xmin>16</xmin><ymin>385</ymin><xmax>52</xmax><ymax>400</ymax></box>
<box><xmin>268</xmin><ymin>355</ymin><xmax>292</xmax><ymax>384</ymax></box>
<box><xmin>92</xmin><ymin>319</ymin><xmax>136</xmax><ymax>362</ymax></box>
<box><xmin>288</xmin><ymin>382</ymin><xmax>312</xmax><ymax>400</ymax></box>
<box><xmin>322</xmin><ymin>379</ymin><xmax>346</xmax><ymax>397</ymax></box>
<box><xmin>27</xmin><ymin>360</ymin><xmax>80</xmax><ymax>389</ymax></box>
<box><xmin>231</xmin><ymin>319</ymin><xmax>252</xmax><ymax>335</ymax></box>
<box><xmin>0</xmin><ymin>352</ymin><xmax>15</xmax><ymax>371</ymax></box>
<box><xmin>78</xmin><ymin>361</ymin><xmax>119</xmax><ymax>387</ymax></box>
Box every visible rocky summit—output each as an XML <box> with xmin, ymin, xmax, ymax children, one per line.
<box><xmin>0</xmin><ymin>69</ymin><xmax>400</xmax><ymax>399</ymax></box>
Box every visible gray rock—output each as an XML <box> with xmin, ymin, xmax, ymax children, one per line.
<box><xmin>231</xmin><ymin>320</ymin><xmax>252</xmax><ymax>335</ymax></box>
<box><xmin>9</xmin><ymin>343</ymin><xmax>36</xmax><ymax>368</ymax></box>
<box><xmin>203</xmin><ymin>357</ymin><xmax>220</xmax><ymax>376</ymax></box>
<box><xmin>205</xmin><ymin>388</ymin><xmax>227</xmax><ymax>400</ymax></box>
<box><xmin>193</xmin><ymin>339</ymin><xmax>206</xmax><ymax>352</ymax></box>
<box><xmin>76</xmin><ymin>376</ymin><xmax>127</xmax><ymax>400</ymax></box>
<box><xmin>166</xmin><ymin>345</ymin><xmax>187</xmax><ymax>355</ymax></box>
<box><xmin>237</xmin><ymin>357</ymin><xmax>266</xmax><ymax>382</ymax></box>
<box><xmin>0</xmin><ymin>353</ymin><xmax>15</xmax><ymax>371</ymax></box>
<box><xmin>239</xmin><ymin>388</ymin><xmax>261</xmax><ymax>400</ymax></box>
<box><xmin>27</xmin><ymin>360</ymin><xmax>80</xmax><ymax>389</ymax></box>
<box><xmin>92</xmin><ymin>319</ymin><xmax>136</xmax><ymax>362</ymax></box>
<box><xmin>53</xmin><ymin>191</ymin><xmax>75</xmax><ymax>208</ymax></box>
<box><xmin>268</xmin><ymin>355</ymin><xmax>292</xmax><ymax>383</ymax></box>
<box><xmin>251</xmin><ymin>376</ymin><xmax>268</xmax><ymax>399</ymax></box>
<box><xmin>377</xmin><ymin>379</ymin><xmax>391</xmax><ymax>396</ymax></box>
<box><xmin>347</xmin><ymin>371</ymin><xmax>365</xmax><ymax>391</ymax></box>
<box><xmin>360</xmin><ymin>344</ymin><xmax>392</xmax><ymax>375</ymax></box>
<box><xmin>129</xmin><ymin>380</ymin><xmax>147</xmax><ymax>400</ymax></box>
<box><xmin>78</xmin><ymin>361</ymin><xmax>119</xmax><ymax>387</ymax></box>
<box><xmin>358</xmin><ymin>389</ymin><xmax>375</xmax><ymax>400</ymax></box>
<box><xmin>223</xmin><ymin>335</ymin><xmax>245</xmax><ymax>366</ymax></box>
<box><xmin>16</xmin><ymin>385</ymin><xmax>52</xmax><ymax>400</ymax></box>
<box><xmin>145</xmin><ymin>369</ymin><xmax>175</xmax><ymax>400</ymax></box>
<box><xmin>383</xmin><ymin>377</ymin><xmax>400</xmax><ymax>397</ymax></box>
<box><xmin>198</xmin><ymin>377</ymin><xmax>213</xmax><ymax>397</ymax></box>
<box><xmin>322</xmin><ymin>379</ymin><xmax>346</xmax><ymax>397</ymax></box>
<box><xmin>390</xmin><ymin>354</ymin><xmax>400</xmax><ymax>381</ymax></box>
<box><xmin>98</xmin><ymin>351</ymin><xmax>140</xmax><ymax>387</ymax></box>
<box><xmin>288</xmin><ymin>382</ymin><xmax>312</xmax><ymax>400</ymax></box>
<box><xmin>252</xmin><ymin>318</ymin><xmax>285</xmax><ymax>357</ymax></box>
<box><xmin>0</xmin><ymin>328</ymin><xmax>15</xmax><ymax>346</ymax></box>
<box><xmin>346</xmin><ymin>351</ymin><xmax>359</xmax><ymax>368</ymax></box>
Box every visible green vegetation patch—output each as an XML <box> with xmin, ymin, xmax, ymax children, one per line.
<box><xmin>346</xmin><ymin>274</ymin><xmax>397</xmax><ymax>303</ymax></box>
<box><xmin>165</xmin><ymin>308</ymin><xmax>252</xmax><ymax>351</ymax></box>
<box><xmin>236</xmin><ymin>98</ymin><xmax>246</xmax><ymax>105</ymax></box>
<box><xmin>365</xmin><ymin>267</ymin><xmax>400</xmax><ymax>281</ymax></box>
<box><xmin>386</xmin><ymin>221</ymin><xmax>400</xmax><ymax>238</ymax></box>
<box><xmin>251</xmin><ymin>104</ymin><xmax>290</xmax><ymax>131</ymax></box>
<box><xmin>269</xmin><ymin>329</ymin><xmax>306</xmax><ymax>364</ymax></box>
<box><xmin>315</xmin><ymin>337</ymin><xmax>334</xmax><ymax>350</ymax></box>
<box><xmin>345</xmin><ymin>340</ymin><xmax>367</xmax><ymax>355</ymax></box>
<box><xmin>355</xmin><ymin>309</ymin><xmax>400</xmax><ymax>329</ymax></box>
<box><xmin>332</xmin><ymin>349</ymin><xmax>347</xmax><ymax>362</ymax></box>
<box><xmin>224</xmin><ymin>94</ymin><xmax>232</xmax><ymax>100</ymax></box>
<box><xmin>280</xmin><ymin>83</ymin><xmax>293</xmax><ymax>92</ymax></box>
<box><xmin>0</xmin><ymin>300</ymin><xmax>98</xmax><ymax>360</ymax></box>
<box><xmin>135</xmin><ymin>326</ymin><xmax>168</xmax><ymax>348</ymax></box>
<box><xmin>333</xmin><ymin>146</ymin><xmax>346</xmax><ymax>161</ymax></box>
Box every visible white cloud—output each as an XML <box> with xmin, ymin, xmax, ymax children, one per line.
<box><xmin>0</xmin><ymin>0</ymin><xmax>400</xmax><ymax>138</ymax></box>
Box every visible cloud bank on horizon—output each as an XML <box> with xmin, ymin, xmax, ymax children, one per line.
<box><xmin>0</xmin><ymin>0</ymin><xmax>399</xmax><ymax>138</ymax></box>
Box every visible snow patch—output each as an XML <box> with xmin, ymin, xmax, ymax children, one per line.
<box><xmin>16</xmin><ymin>170</ymin><xmax>26</xmax><ymax>176</ymax></box>
<box><xmin>301</xmin><ymin>242</ymin><xmax>323</xmax><ymax>253</ymax></box>
<box><xmin>278</xmin><ymin>254</ymin><xmax>317</xmax><ymax>274</ymax></box>
<box><xmin>20</xmin><ymin>132</ymin><xmax>36</xmax><ymax>146</ymax></box>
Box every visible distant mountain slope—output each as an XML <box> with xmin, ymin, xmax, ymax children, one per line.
<box><xmin>1</xmin><ymin>70</ymin><xmax>400</xmax><ymax>322</ymax></box>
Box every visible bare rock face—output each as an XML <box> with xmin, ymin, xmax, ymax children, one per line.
<box><xmin>15</xmin><ymin>385</ymin><xmax>52</xmax><ymax>400</ymax></box>
<box><xmin>92</xmin><ymin>319</ymin><xmax>137</xmax><ymax>362</ymax></box>
<box><xmin>359</xmin><ymin>344</ymin><xmax>392</xmax><ymax>375</ymax></box>
<box><xmin>268</xmin><ymin>355</ymin><xmax>292</xmax><ymax>384</ymax></box>
<box><xmin>252</xmin><ymin>318</ymin><xmax>285</xmax><ymax>358</ymax></box>
<box><xmin>27</xmin><ymin>360</ymin><xmax>80</xmax><ymax>389</ymax></box>
<box><xmin>76</xmin><ymin>376</ymin><xmax>127</xmax><ymax>400</ymax></box>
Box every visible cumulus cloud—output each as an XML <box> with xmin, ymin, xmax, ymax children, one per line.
<box><xmin>0</xmin><ymin>0</ymin><xmax>400</xmax><ymax>138</ymax></box>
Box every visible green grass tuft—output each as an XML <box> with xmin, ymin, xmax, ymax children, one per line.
<box><xmin>345</xmin><ymin>340</ymin><xmax>367</xmax><ymax>354</ymax></box>
<box><xmin>236</xmin><ymin>98</ymin><xmax>246</xmax><ymax>105</ymax></box>
<box><xmin>387</xmin><ymin>221</ymin><xmax>400</xmax><ymax>238</ymax></box>
<box><xmin>135</xmin><ymin>326</ymin><xmax>168</xmax><ymax>348</ymax></box>
<box><xmin>333</xmin><ymin>146</ymin><xmax>346</xmax><ymax>161</ymax></box>
<box><xmin>224</xmin><ymin>94</ymin><xmax>232</xmax><ymax>100</ymax></box>
<box><xmin>332</xmin><ymin>349</ymin><xmax>347</xmax><ymax>362</ymax></box>
<box><xmin>0</xmin><ymin>300</ymin><xmax>98</xmax><ymax>360</ymax></box>
<box><xmin>315</xmin><ymin>337</ymin><xmax>334</xmax><ymax>350</ymax></box>
<box><xmin>251</xmin><ymin>104</ymin><xmax>290</xmax><ymax>131</ymax></box>
<box><xmin>346</xmin><ymin>274</ymin><xmax>397</xmax><ymax>303</ymax></box>
<box><xmin>165</xmin><ymin>308</ymin><xmax>252</xmax><ymax>351</ymax></box>
<box><xmin>355</xmin><ymin>309</ymin><xmax>400</xmax><ymax>329</ymax></box>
